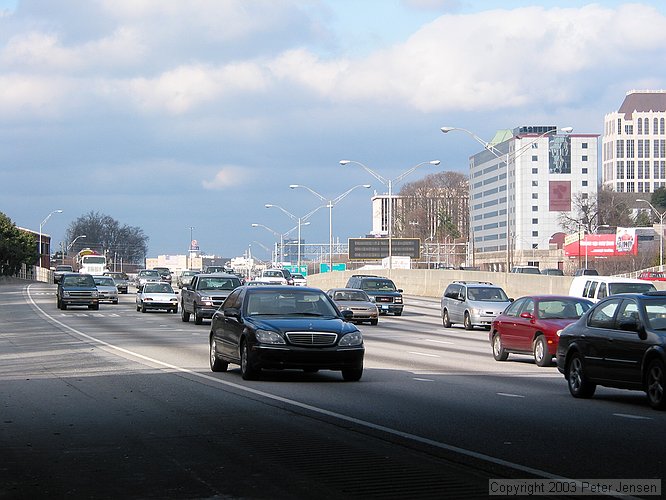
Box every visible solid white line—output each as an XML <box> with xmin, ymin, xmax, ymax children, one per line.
<box><xmin>23</xmin><ymin>284</ymin><xmax>589</xmax><ymax>483</ymax></box>
<box><xmin>408</xmin><ymin>351</ymin><xmax>440</xmax><ymax>358</ymax></box>
<box><xmin>424</xmin><ymin>339</ymin><xmax>454</xmax><ymax>345</ymax></box>
<box><xmin>613</xmin><ymin>413</ymin><xmax>653</xmax><ymax>420</ymax></box>
<box><xmin>413</xmin><ymin>377</ymin><xmax>434</xmax><ymax>382</ymax></box>
<box><xmin>497</xmin><ymin>393</ymin><xmax>525</xmax><ymax>398</ymax></box>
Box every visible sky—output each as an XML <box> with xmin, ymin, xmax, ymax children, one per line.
<box><xmin>2</xmin><ymin>0</ymin><xmax>666</xmax><ymax>262</ymax></box>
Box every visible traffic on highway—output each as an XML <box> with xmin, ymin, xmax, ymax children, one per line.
<box><xmin>1</xmin><ymin>276</ymin><xmax>664</xmax><ymax>498</ymax></box>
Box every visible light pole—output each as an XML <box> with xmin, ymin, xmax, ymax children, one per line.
<box><xmin>252</xmin><ymin>222</ymin><xmax>309</xmax><ymax>266</ymax></box>
<box><xmin>339</xmin><ymin>160</ymin><xmax>440</xmax><ymax>269</ymax></box>
<box><xmin>637</xmin><ymin>199</ymin><xmax>666</xmax><ymax>269</ymax></box>
<box><xmin>38</xmin><ymin>209</ymin><xmax>63</xmax><ymax>268</ymax></box>
<box><xmin>289</xmin><ymin>183</ymin><xmax>371</xmax><ymax>273</ymax></box>
<box><xmin>265</xmin><ymin>204</ymin><xmax>323</xmax><ymax>270</ymax></box>
<box><xmin>67</xmin><ymin>235</ymin><xmax>87</xmax><ymax>258</ymax></box>
<box><xmin>441</xmin><ymin>126</ymin><xmax>573</xmax><ymax>271</ymax></box>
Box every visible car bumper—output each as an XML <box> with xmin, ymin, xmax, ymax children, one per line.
<box><xmin>142</xmin><ymin>301</ymin><xmax>178</xmax><ymax>310</ymax></box>
<box><xmin>61</xmin><ymin>298</ymin><xmax>99</xmax><ymax>307</ymax></box>
<box><xmin>469</xmin><ymin>312</ymin><xmax>500</xmax><ymax>326</ymax></box>
<box><xmin>375</xmin><ymin>303</ymin><xmax>403</xmax><ymax>314</ymax></box>
<box><xmin>196</xmin><ymin>306</ymin><xmax>217</xmax><ymax>319</ymax></box>
<box><xmin>250</xmin><ymin>345</ymin><xmax>365</xmax><ymax>371</ymax></box>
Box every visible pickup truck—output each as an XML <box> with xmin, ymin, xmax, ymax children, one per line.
<box><xmin>180</xmin><ymin>273</ymin><xmax>242</xmax><ymax>324</ymax></box>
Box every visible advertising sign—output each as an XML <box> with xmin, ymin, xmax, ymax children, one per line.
<box><xmin>348</xmin><ymin>238</ymin><xmax>421</xmax><ymax>260</ymax></box>
<box><xmin>563</xmin><ymin>228</ymin><xmax>638</xmax><ymax>257</ymax></box>
<box><xmin>549</xmin><ymin>181</ymin><xmax>571</xmax><ymax>211</ymax></box>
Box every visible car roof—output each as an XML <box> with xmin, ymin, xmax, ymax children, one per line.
<box><xmin>515</xmin><ymin>294</ymin><xmax>592</xmax><ymax>301</ymax></box>
<box><xmin>197</xmin><ymin>272</ymin><xmax>238</xmax><ymax>278</ymax></box>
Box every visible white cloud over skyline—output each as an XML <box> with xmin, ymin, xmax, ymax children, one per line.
<box><xmin>2</xmin><ymin>0</ymin><xmax>666</xmax><ymax>259</ymax></box>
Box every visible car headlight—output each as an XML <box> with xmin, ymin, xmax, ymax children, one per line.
<box><xmin>339</xmin><ymin>331</ymin><xmax>363</xmax><ymax>346</ymax></box>
<box><xmin>170</xmin><ymin>298</ymin><xmax>178</xmax><ymax>303</ymax></box>
<box><xmin>394</xmin><ymin>297</ymin><xmax>403</xmax><ymax>304</ymax></box>
<box><xmin>91</xmin><ymin>291</ymin><xmax>99</xmax><ymax>298</ymax></box>
<box><xmin>369</xmin><ymin>296</ymin><xmax>376</xmax><ymax>302</ymax></box>
<box><xmin>63</xmin><ymin>291</ymin><xmax>70</xmax><ymax>297</ymax></box>
<box><xmin>339</xmin><ymin>305</ymin><xmax>351</xmax><ymax>311</ymax></box>
<box><xmin>255</xmin><ymin>329</ymin><xmax>286</xmax><ymax>344</ymax></box>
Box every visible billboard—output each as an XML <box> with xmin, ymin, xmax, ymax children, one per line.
<box><xmin>348</xmin><ymin>238</ymin><xmax>421</xmax><ymax>260</ymax></box>
<box><xmin>549</xmin><ymin>181</ymin><xmax>571</xmax><ymax>211</ymax></box>
<box><xmin>563</xmin><ymin>228</ymin><xmax>638</xmax><ymax>257</ymax></box>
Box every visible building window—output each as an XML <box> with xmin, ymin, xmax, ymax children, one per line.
<box><xmin>661</xmin><ymin>139</ymin><xmax>666</xmax><ymax>158</ymax></box>
<box><xmin>582</xmin><ymin>143</ymin><xmax>588</xmax><ymax>149</ymax></box>
<box><xmin>618</xmin><ymin>118</ymin><xmax>622</xmax><ymax>134</ymax></box>
<box><xmin>655</xmin><ymin>118</ymin><xmax>659</xmax><ymax>134</ymax></box>
<box><xmin>638</xmin><ymin>119</ymin><xmax>643</xmax><ymax>134</ymax></box>
<box><xmin>617</xmin><ymin>182</ymin><xmax>624</xmax><ymax>192</ymax></box>
<box><xmin>638</xmin><ymin>161</ymin><xmax>644</xmax><ymax>179</ymax></box>
<box><xmin>617</xmin><ymin>140</ymin><xmax>624</xmax><ymax>158</ymax></box>
<box><xmin>645</xmin><ymin>118</ymin><xmax>650</xmax><ymax>134</ymax></box>
<box><xmin>532</xmin><ymin>168</ymin><xmax>538</xmax><ymax>174</ymax></box>
<box><xmin>661</xmin><ymin>118</ymin><xmax>665</xmax><ymax>134</ymax></box>
<box><xmin>626</xmin><ymin>124</ymin><xmax>634</xmax><ymax>135</ymax></box>
<box><xmin>582</xmin><ymin>180</ymin><xmax>588</xmax><ymax>186</ymax></box>
<box><xmin>532</xmin><ymin>218</ymin><xmax>538</xmax><ymax>224</ymax></box>
<box><xmin>532</xmin><ymin>193</ymin><xmax>538</xmax><ymax>199</ymax></box>
<box><xmin>532</xmin><ymin>206</ymin><xmax>538</xmax><ymax>212</ymax></box>
<box><xmin>645</xmin><ymin>160</ymin><xmax>651</xmax><ymax>179</ymax></box>
<box><xmin>582</xmin><ymin>155</ymin><xmax>588</xmax><ymax>161</ymax></box>
<box><xmin>645</xmin><ymin>139</ymin><xmax>650</xmax><ymax>158</ymax></box>
<box><xmin>582</xmin><ymin>193</ymin><xmax>588</xmax><ymax>199</ymax></box>
<box><xmin>582</xmin><ymin>168</ymin><xmax>588</xmax><ymax>174</ymax></box>
<box><xmin>532</xmin><ymin>181</ymin><xmax>538</xmax><ymax>187</ymax></box>
<box><xmin>532</xmin><ymin>231</ymin><xmax>538</xmax><ymax>237</ymax></box>
<box><xmin>531</xmin><ymin>143</ymin><xmax>538</xmax><ymax>149</ymax></box>
<box><xmin>654</xmin><ymin>161</ymin><xmax>660</xmax><ymax>179</ymax></box>
<box><xmin>655</xmin><ymin>139</ymin><xmax>660</xmax><ymax>158</ymax></box>
<box><xmin>627</xmin><ymin>139</ymin><xmax>635</xmax><ymax>157</ymax></box>
<box><xmin>661</xmin><ymin>161</ymin><xmax>666</xmax><ymax>178</ymax></box>
<box><xmin>617</xmin><ymin>161</ymin><xmax>624</xmax><ymax>180</ymax></box>
<box><xmin>627</xmin><ymin>182</ymin><xmax>635</xmax><ymax>192</ymax></box>
<box><xmin>532</xmin><ymin>155</ymin><xmax>538</xmax><ymax>161</ymax></box>
<box><xmin>627</xmin><ymin>160</ymin><xmax>635</xmax><ymax>179</ymax></box>
<box><xmin>638</xmin><ymin>182</ymin><xmax>644</xmax><ymax>193</ymax></box>
<box><xmin>638</xmin><ymin>140</ymin><xmax>644</xmax><ymax>158</ymax></box>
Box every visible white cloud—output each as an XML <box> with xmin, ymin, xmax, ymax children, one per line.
<box><xmin>202</xmin><ymin>166</ymin><xmax>251</xmax><ymax>190</ymax></box>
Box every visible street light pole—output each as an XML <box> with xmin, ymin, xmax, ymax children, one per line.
<box><xmin>289</xmin><ymin>183</ymin><xmax>371</xmax><ymax>272</ymax></box>
<box><xmin>637</xmin><ymin>199</ymin><xmax>666</xmax><ymax>269</ymax></box>
<box><xmin>339</xmin><ymin>160</ymin><xmax>440</xmax><ymax>269</ymax></box>
<box><xmin>441</xmin><ymin>126</ymin><xmax>573</xmax><ymax>272</ymax></box>
<box><xmin>38</xmin><ymin>209</ymin><xmax>63</xmax><ymax>268</ymax></box>
<box><xmin>265</xmin><ymin>204</ymin><xmax>324</xmax><ymax>270</ymax></box>
<box><xmin>252</xmin><ymin>222</ymin><xmax>309</xmax><ymax>268</ymax></box>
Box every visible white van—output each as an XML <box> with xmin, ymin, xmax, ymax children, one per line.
<box><xmin>569</xmin><ymin>276</ymin><xmax>656</xmax><ymax>302</ymax></box>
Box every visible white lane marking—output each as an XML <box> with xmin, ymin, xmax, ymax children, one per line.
<box><xmin>23</xmin><ymin>284</ymin><xmax>581</xmax><ymax>483</ymax></box>
<box><xmin>408</xmin><ymin>351</ymin><xmax>440</xmax><ymax>358</ymax></box>
<box><xmin>413</xmin><ymin>378</ymin><xmax>434</xmax><ymax>382</ymax></box>
<box><xmin>425</xmin><ymin>339</ymin><xmax>454</xmax><ymax>345</ymax></box>
<box><xmin>613</xmin><ymin>413</ymin><xmax>653</xmax><ymax>420</ymax></box>
<box><xmin>497</xmin><ymin>393</ymin><xmax>525</xmax><ymax>398</ymax></box>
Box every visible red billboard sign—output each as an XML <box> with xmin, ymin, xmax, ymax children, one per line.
<box><xmin>549</xmin><ymin>181</ymin><xmax>571</xmax><ymax>211</ymax></box>
<box><xmin>563</xmin><ymin>228</ymin><xmax>638</xmax><ymax>257</ymax></box>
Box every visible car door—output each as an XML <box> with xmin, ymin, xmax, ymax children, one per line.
<box><xmin>215</xmin><ymin>288</ymin><xmax>244</xmax><ymax>361</ymax></box>
<box><xmin>583</xmin><ymin>298</ymin><xmax>623</xmax><ymax>380</ymax></box>
<box><xmin>511</xmin><ymin>298</ymin><xmax>536</xmax><ymax>352</ymax></box>
<box><xmin>599</xmin><ymin>298</ymin><xmax>646</xmax><ymax>387</ymax></box>
<box><xmin>447</xmin><ymin>284</ymin><xmax>464</xmax><ymax>324</ymax></box>
<box><xmin>496</xmin><ymin>298</ymin><xmax>527</xmax><ymax>351</ymax></box>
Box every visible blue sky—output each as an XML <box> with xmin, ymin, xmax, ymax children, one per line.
<box><xmin>2</xmin><ymin>1</ymin><xmax>666</xmax><ymax>261</ymax></box>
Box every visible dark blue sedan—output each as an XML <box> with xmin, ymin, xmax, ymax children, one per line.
<box><xmin>209</xmin><ymin>286</ymin><xmax>365</xmax><ymax>381</ymax></box>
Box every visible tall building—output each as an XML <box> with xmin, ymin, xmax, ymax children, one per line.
<box><xmin>468</xmin><ymin>126</ymin><xmax>598</xmax><ymax>270</ymax></box>
<box><xmin>603</xmin><ymin>90</ymin><xmax>666</xmax><ymax>193</ymax></box>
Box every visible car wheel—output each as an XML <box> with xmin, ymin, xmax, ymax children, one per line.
<box><xmin>240</xmin><ymin>339</ymin><xmax>259</xmax><ymax>380</ymax></box>
<box><xmin>61</xmin><ymin>302</ymin><xmax>67</xmax><ymax>310</ymax></box>
<box><xmin>394</xmin><ymin>311</ymin><xmax>402</xmax><ymax>316</ymax></box>
<box><xmin>172</xmin><ymin>307</ymin><xmax>178</xmax><ymax>314</ymax></box>
<box><xmin>194</xmin><ymin>306</ymin><xmax>203</xmax><ymax>325</ymax></box>
<box><xmin>533</xmin><ymin>335</ymin><xmax>552</xmax><ymax>367</ymax></box>
<box><xmin>112</xmin><ymin>299</ymin><xmax>118</xmax><ymax>304</ymax></box>
<box><xmin>209</xmin><ymin>338</ymin><xmax>228</xmax><ymax>372</ymax></box>
<box><xmin>342</xmin><ymin>367</ymin><xmax>363</xmax><ymax>381</ymax></box>
<box><xmin>492</xmin><ymin>333</ymin><xmax>508</xmax><ymax>361</ymax></box>
<box><xmin>56</xmin><ymin>297</ymin><xmax>61</xmax><ymax>309</ymax></box>
<box><xmin>566</xmin><ymin>353</ymin><xmax>596</xmax><ymax>398</ymax></box>
<box><xmin>442</xmin><ymin>309</ymin><xmax>451</xmax><ymax>328</ymax></box>
<box><xmin>141</xmin><ymin>303</ymin><xmax>146</xmax><ymax>313</ymax></box>
<box><xmin>181</xmin><ymin>306</ymin><xmax>190</xmax><ymax>322</ymax></box>
<box><xmin>370</xmin><ymin>319</ymin><xmax>378</xmax><ymax>325</ymax></box>
<box><xmin>463</xmin><ymin>312</ymin><xmax>474</xmax><ymax>330</ymax></box>
<box><xmin>646</xmin><ymin>359</ymin><xmax>666</xmax><ymax>410</ymax></box>
<box><xmin>92</xmin><ymin>303</ymin><xmax>99</xmax><ymax>310</ymax></box>
<box><xmin>136</xmin><ymin>303</ymin><xmax>140</xmax><ymax>312</ymax></box>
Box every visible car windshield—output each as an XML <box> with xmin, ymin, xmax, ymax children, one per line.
<box><xmin>140</xmin><ymin>270</ymin><xmax>160</xmax><ymax>277</ymax></box>
<box><xmin>292</xmin><ymin>274</ymin><xmax>304</xmax><ymax>280</ymax></box>
<box><xmin>144</xmin><ymin>283</ymin><xmax>174</xmax><ymax>294</ymax></box>
<box><xmin>108</xmin><ymin>273</ymin><xmax>127</xmax><ymax>279</ymax></box>
<box><xmin>334</xmin><ymin>290</ymin><xmax>370</xmax><ymax>302</ymax></box>
<box><xmin>62</xmin><ymin>275</ymin><xmax>95</xmax><ymax>287</ymax></box>
<box><xmin>56</xmin><ymin>266</ymin><xmax>73</xmax><ymax>271</ymax></box>
<box><xmin>198</xmin><ymin>277</ymin><xmax>240</xmax><ymax>290</ymax></box>
<box><xmin>467</xmin><ymin>287</ymin><xmax>508</xmax><ymax>302</ymax></box>
<box><xmin>182</xmin><ymin>271</ymin><xmax>197</xmax><ymax>276</ymax></box>
<box><xmin>264</xmin><ymin>271</ymin><xmax>284</xmax><ymax>278</ymax></box>
<box><xmin>537</xmin><ymin>299</ymin><xmax>591</xmax><ymax>319</ymax></box>
<box><xmin>246</xmin><ymin>290</ymin><xmax>338</xmax><ymax>317</ymax></box>
<box><xmin>608</xmin><ymin>283</ymin><xmax>656</xmax><ymax>294</ymax></box>
<box><xmin>94</xmin><ymin>277</ymin><xmax>115</xmax><ymax>286</ymax></box>
<box><xmin>645</xmin><ymin>298</ymin><xmax>666</xmax><ymax>330</ymax></box>
<box><xmin>360</xmin><ymin>279</ymin><xmax>396</xmax><ymax>292</ymax></box>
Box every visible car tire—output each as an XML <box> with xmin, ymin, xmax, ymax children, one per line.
<box><xmin>394</xmin><ymin>311</ymin><xmax>402</xmax><ymax>316</ymax></box>
<box><xmin>141</xmin><ymin>303</ymin><xmax>146</xmax><ymax>313</ymax></box>
<box><xmin>181</xmin><ymin>306</ymin><xmax>190</xmax><ymax>322</ymax></box>
<box><xmin>240</xmin><ymin>339</ymin><xmax>259</xmax><ymax>380</ymax></box>
<box><xmin>342</xmin><ymin>367</ymin><xmax>363</xmax><ymax>381</ymax></box>
<box><xmin>194</xmin><ymin>306</ymin><xmax>203</xmax><ymax>325</ymax></box>
<box><xmin>370</xmin><ymin>319</ymin><xmax>378</xmax><ymax>325</ymax></box>
<box><xmin>209</xmin><ymin>338</ymin><xmax>228</xmax><ymax>372</ymax></box>
<box><xmin>646</xmin><ymin>359</ymin><xmax>666</xmax><ymax>410</ymax></box>
<box><xmin>533</xmin><ymin>335</ymin><xmax>552</xmax><ymax>367</ymax></box>
<box><xmin>442</xmin><ymin>309</ymin><xmax>451</xmax><ymax>328</ymax></box>
<box><xmin>492</xmin><ymin>333</ymin><xmax>508</xmax><ymax>361</ymax></box>
<box><xmin>113</xmin><ymin>299</ymin><xmax>118</xmax><ymax>304</ymax></box>
<box><xmin>566</xmin><ymin>353</ymin><xmax>596</xmax><ymax>398</ymax></box>
<box><xmin>92</xmin><ymin>303</ymin><xmax>99</xmax><ymax>310</ymax></box>
<box><xmin>172</xmin><ymin>307</ymin><xmax>178</xmax><ymax>314</ymax></box>
<box><xmin>61</xmin><ymin>302</ymin><xmax>67</xmax><ymax>310</ymax></box>
<box><xmin>136</xmin><ymin>304</ymin><xmax>140</xmax><ymax>312</ymax></box>
<box><xmin>463</xmin><ymin>312</ymin><xmax>474</xmax><ymax>330</ymax></box>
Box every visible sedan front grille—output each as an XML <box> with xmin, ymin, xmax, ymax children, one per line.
<box><xmin>286</xmin><ymin>332</ymin><xmax>337</xmax><ymax>346</ymax></box>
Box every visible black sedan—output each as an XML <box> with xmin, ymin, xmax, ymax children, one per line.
<box><xmin>209</xmin><ymin>286</ymin><xmax>364</xmax><ymax>381</ymax></box>
<box><xmin>557</xmin><ymin>291</ymin><xmax>666</xmax><ymax>410</ymax></box>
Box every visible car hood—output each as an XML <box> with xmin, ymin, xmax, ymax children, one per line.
<box><xmin>246</xmin><ymin>316</ymin><xmax>359</xmax><ymax>335</ymax></box>
<box><xmin>335</xmin><ymin>300</ymin><xmax>376</xmax><ymax>308</ymax></box>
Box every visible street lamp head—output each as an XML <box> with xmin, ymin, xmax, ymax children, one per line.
<box><xmin>560</xmin><ymin>127</ymin><xmax>574</xmax><ymax>134</ymax></box>
<box><xmin>430</xmin><ymin>160</ymin><xmax>441</xmax><ymax>166</ymax></box>
<box><xmin>339</xmin><ymin>160</ymin><xmax>350</xmax><ymax>165</ymax></box>
<box><xmin>265</xmin><ymin>204</ymin><xmax>273</xmax><ymax>208</ymax></box>
<box><xmin>251</xmin><ymin>223</ymin><xmax>259</xmax><ymax>227</ymax></box>
<box><xmin>637</xmin><ymin>199</ymin><xmax>648</xmax><ymax>203</ymax></box>
<box><xmin>289</xmin><ymin>184</ymin><xmax>299</xmax><ymax>189</ymax></box>
<box><xmin>302</xmin><ymin>221</ymin><xmax>311</xmax><ymax>227</ymax></box>
<box><xmin>362</xmin><ymin>184</ymin><xmax>371</xmax><ymax>188</ymax></box>
<box><xmin>440</xmin><ymin>127</ymin><xmax>455</xmax><ymax>133</ymax></box>
<box><xmin>55</xmin><ymin>209</ymin><xmax>63</xmax><ymax>214</ymax></box>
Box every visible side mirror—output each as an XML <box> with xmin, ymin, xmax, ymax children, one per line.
<box><xmin>397</xmin><ymin>289</ymin><xmax>403</xmax><ymax>293</ymax></box>
<box><xmin>519</xmin><ymin>311</ymin><xmax>534</xmax><ymax>320</ymax></box>
<box><xmin>224</xmin><ymin>308</ymin><xmax>240</xmax><ymax>319</ymax></box>
<box><xmin>618</xmin><ymin>318</ymin><xmax>641</xmax><ymax>333</ymax></box>
<box><xmin>341</xmin><ymin>310</ymin><xmax>354</xmax><ymax>321</ymax></box>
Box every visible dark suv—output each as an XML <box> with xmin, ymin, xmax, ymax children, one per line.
<box><xmin>345</xmin><ymin>275</ymin><xmax>403</xmax><ymax>316</ymax></box>
<box><xmin>57</xmin><ymin>273</ymin><xmax>100</xmax><ymax>310</ymax></box>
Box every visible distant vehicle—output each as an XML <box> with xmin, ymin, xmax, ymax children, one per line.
<box><xmin>204</xmin><ymin>265</ymin><xmax>227</xmax><ymax>274</ymax></box>
<box><xmin>345</xmin><ymin>275</ymin><xmax>403</xmax><ymax>316</ymax></box>
<box><xmin>255</xmin><ymin>268</ymin><xmax>294</xmax><ymax>286</ymax></box>
<box><xmin>541</xmin><ymin>268</ymin><xmax>564</xmax><ymax>276</ymax></box>
<box><xmin>574</xmin><ymin>268</ymin><xmax>599</xmax><ymax>276</ymax></box>
<box><xmin>76</xmin><ymin>251</ymin><xmax>107</xmax><ymax>275</ymax></box>
<box><xmin>639</xmin><ymin>271</ymin><xmax>666</xmax><ymax>281</ymax></box>
<box><xmin>441</xmin><ymin>281</ymin><xmax>511</xmax><ymax>330</ymax></box>
<box><xmin>327</xmin><ymin>288</ymin><xmax>379</xmax><ymax>325</ymax></box>
<box><xmin>53</xmin><ymin>265</ymin><xmax>74</xmax><ymax>284</ymax></box>
<box><xmin>490</xmin><ymin>295</ymin><xmax>592</xmax><ymax>366</ymax></box>
<box><xmin>176</xmin><ymin>270</ymin><xmax>199</xmax><ymax>288</ymax></box>
<box><xmin>152</xmin><ymin>267</ymin><xmax>172</xmax><ymax>283</ymax></box>
<box><xmin>104</xmin><ymin>271</ymin><xmax>129</xmax><ymax>294</ymax></box>
<box><xmin>181</xmin><ymin>273</ymin><xmax>242</xmax><ymax>324</ymax></box>
<box><xmin>291</xmin><ymin>273</ymin><xmax>307</xmax><ymax>286</ymax></box>
<box><xmin>569</xmin><ymin>276</ymin><xmax>656</xmax><ymax>303</ymax></box>
<box><xmin>92</xmin><ymin>275</ymin><xmax>119</xmax><ymax>304</ymax></box>
<box><xmin>135</xmin><ymin>269</ymin><xmax>162</xmax><ymax>288</ymax></box>
<box><xmin>510</xmin><ymin>266</ymin><xmax>541</xmax><ymax>274</ymax></box>
<box><xmin>57</xmin><ymin>273</ymin><xmax>99</xmax><ymax>310</ymax></box>
<box><xmin>557</xmin><ymin>291</ymin><xmax>666</xmax><ymax>410</ymax></box>
<box><xmin>209</xmin><ymin>286</ymin><xmax>364</xmax><ymax>381</ymax></box>
<box><xmin>136</xmin><ymin>282</ymin><xmax>178</xmax><ymax>314</ymax></box>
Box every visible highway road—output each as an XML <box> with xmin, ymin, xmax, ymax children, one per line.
<box><xmin>1</xmin><ymin>281</ymin><xmax>664</xmax><ymax>499</ymax></box>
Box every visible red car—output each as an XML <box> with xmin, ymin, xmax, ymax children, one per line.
<box><xmin>638</xmin><ymin>271</ymin><xmax>666</xmax><ymax>281</ymax></box>
<box><xmin>489</xmin><ymin>295</ymin><xmax>593</xmax><ymax>366</ymax></box>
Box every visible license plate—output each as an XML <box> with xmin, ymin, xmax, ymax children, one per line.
<box><xmin>381</xmin><ymin>305</ymin><xmax>389</xmax><ymax>310</ymax></box>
